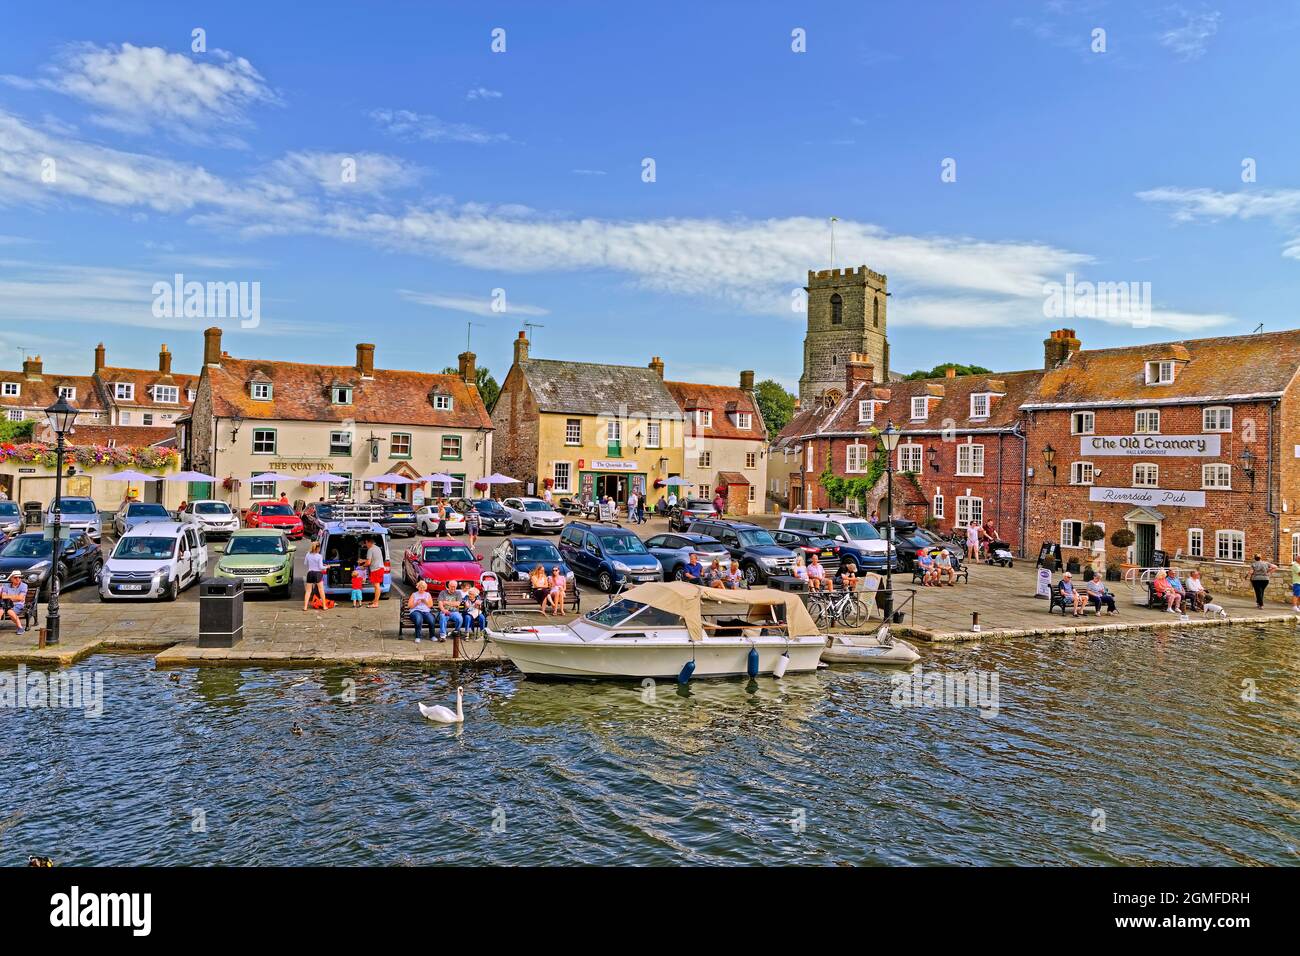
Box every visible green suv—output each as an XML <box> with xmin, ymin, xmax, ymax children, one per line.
<box><xmin>213</xmin><ymin>529</ymin><xmax>296</xmax><ymax>597</ymax></box>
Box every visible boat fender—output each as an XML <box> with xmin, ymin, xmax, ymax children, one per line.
<box><xmin>677</xmin><ymin>659</ymin><xmax>696</xmax><ymax>685</ymax></box>
<box><xmin>773</xmin><ymin>651</ymin><xmax>790</xmax><ymax>679</ymax></box>
<box><xmin>746</xmin><ymin>645</ymin><xmax>759</xmax><ymax>678</ymax></box>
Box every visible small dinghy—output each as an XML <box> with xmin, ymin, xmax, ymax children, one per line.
<box><xmin>821</xmin><ymin>625</ymin><xmax>920</xmax><ymax>665</ymax></box>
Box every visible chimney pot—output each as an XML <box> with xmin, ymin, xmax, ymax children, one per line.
<box><xmin>739</xmin><ymin>369</ymin><xmax>755</xmax><ymax>391</ymax></box>
<box><xmin>22</xmin><ymin>355</ymin><xmax>43</xmax><ymax>379</ymax></box>
<box><xmin>457</xmin><ymin>350</ymin><xmax>477</xmax><ymax>386</ymax></box>
<box><xmin>94</xmin><ymin>343</ymin><xmax>106</xmax><ymax>373</ymax></box>
<box><xmin>356</xmin><ymin>343</ymin><xmax>376</xmax><ymax>378</ymax></box>
<box><xmin>159</xmin><ymin>344</ymin><xmax>172</xmax><ymax>375</ymax></box>
<box><xmin>202</xmin><ymin>328</ymin><xmax>222</xmax><ymax>367</ymax></box>
<box><xmin>844</xmin><ymin>352</ymin><xmax>875</xmax><ymax>389</ymax></box>
<box><xmin>1043</xmin><ymin>328</ymin><xmax>1082</xmax><ymax>369</ymax></box>
<box><xmin>649</xmin><ymin>356</ymin><xmax>665</xmax><ymax>379</ymax></box>
<box><xmin>945</xmin><ymin>366</ymin><xmax>957</xmax><ymax>378</ymax></box>
<box><xmin>513</xmin><ymin>331</ymin><xmax>530</xmax><ymax>366</ymax></box>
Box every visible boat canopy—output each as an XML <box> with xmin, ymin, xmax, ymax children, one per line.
<box><xmin>616</xmin><ymin>581</ymin><xmax>820</xmax><ymax>642</ymax></box>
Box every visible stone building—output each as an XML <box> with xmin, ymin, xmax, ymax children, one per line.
<box><xmin>798</xmin><ymin>265</ymin><xmax>889</xmax><ymax>406</ymax></box>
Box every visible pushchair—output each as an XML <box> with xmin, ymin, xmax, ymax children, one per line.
<box><xmin>985</xmin><ymin>539</ymin><xmax>1014</xmax><ymax>567</ymax></box>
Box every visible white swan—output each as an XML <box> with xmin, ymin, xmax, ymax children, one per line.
<box><xmin>419</xmin><ymin>687</ymin><xmax>464</xmax><ymax>724</ymax></box>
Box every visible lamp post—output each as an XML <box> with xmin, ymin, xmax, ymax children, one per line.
<box><xmin>1240</xmin><ymin>448</ymin><xmax>1256</xmax><ymax>491</ymax></box>
<box><xmin>43</xmin><ymin>396</ymin><xmax>79</xmax><ymax>646</ymax></box>
<box><xmin>878</xmin><ymin>423</ymin><xmax>901</xmax><ymax>621</ymax></box>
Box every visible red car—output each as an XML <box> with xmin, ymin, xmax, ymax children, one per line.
<box><xmin>402</xmin><ymin>538</ymin><xmax>484</xmax><ymax>592</ymax></box>
<box><xmin>242</xmin><ymin>502</ymin><xmax>305</xmax><ymax>539</ymax></box>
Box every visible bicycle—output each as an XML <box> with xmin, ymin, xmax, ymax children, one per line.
<box><xmin>807</xmin><ymin>586</ymin><xmax>867</xmax><ymax>629</ymax></box>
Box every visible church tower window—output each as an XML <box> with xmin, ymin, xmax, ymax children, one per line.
<box><xmin>830</xmin><ymin>293</ymin><xmax>843</xmax><ymax>325</ymax></box>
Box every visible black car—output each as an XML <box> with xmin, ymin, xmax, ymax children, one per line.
<box><xmin>684</xmin><ymin>518</ymin><xmax>796</xmax><ymax>586</ymax></box>
<box><xmin>455</xmin><ymin>498</ymin><xmax>512</xmax><ymax>533</ymax></box>
<box><xmin>771</xmin><ymin>528</ymin><xmax>843</xmax><ymax>575</ymax></box>
<box><xmin>376</xmin><ymin>500</ymin><xmax>417</xmax><ymax>537</ymax></box>
<box><xmin>877</xmin><ymin>520</ymin><xmax>965</xmax><ymax>571</ymax></box>
<box><xmin>489</xmin><ymin>537</ymin><xmax>575</xmax><ymax>584</ymax></box>
<box><xmin>668</xmin><ymin>499</ymin><xmax>716</xmax><ymax>532</ymax></box>
<box><xmin>0</xmin><ymin>530</ymin><xmax>102</xmax><ymax>598</ymax></box>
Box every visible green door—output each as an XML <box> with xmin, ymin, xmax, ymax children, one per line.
<box><xmin>188</xmin><ymin>481</ymin><xmax>213</xmax><ymax>501</ymax></box>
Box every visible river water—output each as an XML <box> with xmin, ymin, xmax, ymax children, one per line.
<box><xmin>3</xmin><ymin>622</ymin><xmax>1297</xmax><ymax>865</ymax></box>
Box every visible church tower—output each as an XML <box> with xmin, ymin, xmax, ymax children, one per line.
<box><xmin>798</xmin><ymin>265</ymin><xmax>888</xmax><ymax>406</ymax></box>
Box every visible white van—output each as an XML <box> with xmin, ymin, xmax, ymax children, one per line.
<box><xmin>100</xmin><ymin>521</ymin><xmax>209</xmax><ymax>601</ymax></box>
<box><xmin>777</xmin><ymin>510</ymin><xmax>894</xmax><ymax>573</ymax></box>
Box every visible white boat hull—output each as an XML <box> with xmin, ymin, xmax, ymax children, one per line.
<box><xmin>487</xmin><ymin>626</ymin><xmax>825</xmax><ymax>679</ymax></box>
<box><xmin>821</xmin><ymin>633</ymin><xmax>921</xmax><ymax>665</ymax></box>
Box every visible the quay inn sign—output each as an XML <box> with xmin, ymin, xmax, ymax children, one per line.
<box><xmin>1088</xmin><ymin>487</ymin><xmax>1206</xmax><ymax>508</ymax></box>
<box><xmin>1080</xmin><ymin>435</ymin><xmax>1220</xmax><ymax>457</ymax></box>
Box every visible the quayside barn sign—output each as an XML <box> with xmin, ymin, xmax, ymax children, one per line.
<box><xmin>1088</xmin><ymin>487</ymin><xmax>1206</xmax><ymax>508</ymax></box>
<box><xmin>1081</xmin><ymin>435</ymin><xmax>1220</xmax><ymax>457</ymax></box>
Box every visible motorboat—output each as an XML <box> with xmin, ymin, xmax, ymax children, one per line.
<box><xmin>486</xmin><ymin>581</ymin><xmax>827</xmax><ymax>679</ymax></box>
<box><xmin>820</xmin><ymin>625</ymin><xmax>921</xmax><ymax>665</ymax></box>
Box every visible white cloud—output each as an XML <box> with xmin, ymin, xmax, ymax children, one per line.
<box><xmin>369</xmin><ymin>108</ymin><xmax>510</xmax><ymax>144</ymax></box>
<box><xmin>466</xmin><ymin>87</ymin><xmax>502</xmax><ymax>100</ymax></box>
<box><xmin>3</xmin><ymin>43</ymin><xmax>276</xmax><ymax>141</ymax></box>
<box><xmin>397</xmin><ymin>290</ymin><xmax>548</xmax><ymax>317</ymax></box>
<box><xmin>263</xmin><ymin>151</ymin><xmax>425</xmax><ymax>194</ymax></box>
<box><xmin>1159</xmin><ymin>9</ymin><xmax>1221</xmax><ymax>60</ymax></box>
<box><xmin>1137</xmin><ymin>186</ymin><xmax>1300</xmax><ymax>222</ymax></box>
<box><xmin>571</xmin><ymin>169</ymin><xmax>607</xmax><ymax>176</ymax></box>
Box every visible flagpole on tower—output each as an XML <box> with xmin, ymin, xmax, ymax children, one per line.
<box><xmin>829</xmin><ymin>216</ymin><xmax>839</xmax><ymax>270</ymax></box>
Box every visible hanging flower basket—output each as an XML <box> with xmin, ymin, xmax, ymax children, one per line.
<box><xmin>473</xmin><ymin>480</ymin><xmax>489</xmax><ymax>491</ymax></box>
<box><xmin>653</xmin><ymin>477</ymin><xmax>666</xmax><ymax>488</ymax></box>
<box><xmin>301</xmin><ymin>480</ymin><xmax>317</xmax><ymax>490</ymax></box>
<box><xmin>542</xmin><ymin>477</ymin><xmax>554</xmax><ymax>489</ymax></box>
<box><xmin>222</xmin><ymin>476</ymin><xmax>237</xmax><ymax>491</ymax></box>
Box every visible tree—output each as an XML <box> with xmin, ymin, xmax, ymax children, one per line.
<box><xmin>0</xmin><ymin>419</ymin><xmax>34</xmax><ymax>444</ymax></box>
<box><xmin>442</xmin><ymin>366</ymin><xmax>501</xmax><ymax>413</ymax></box>
<box><xmin>902</xmin><ymin>363</ymin><xmax>992</xmax><ymax>381</ymax></box>
<box><xmin>754</xmin><ymin>379</ymin><xmax>796</xmax><ymax>436</ymax></box>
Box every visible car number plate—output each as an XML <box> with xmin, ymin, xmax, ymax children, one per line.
<box><xmin>821</xmin><ymin>549</ymin><xmax>835</xmax><ymax>559</ymax></box>
<box><xmin>118</xmin><ymin>584</ymin><xmax>144</xmax><ymax>591</ymax></box>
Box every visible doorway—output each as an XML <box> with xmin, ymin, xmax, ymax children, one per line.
<box><xmin>1134</xmin><ymin>522</ymin><xmax>1156</xmax><ymax>567</ymax></box>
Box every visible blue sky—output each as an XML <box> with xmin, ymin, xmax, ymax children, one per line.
<box><xmin>2</xmin><ymin>1</ymin><xmax>1298</xmax><ymax>390</ymax></box>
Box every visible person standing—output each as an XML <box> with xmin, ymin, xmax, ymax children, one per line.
<box><xmin>1249</xmin><ymin>554</ymin><xmax>1277</xmax><ymax>609</ymax></box>
<box><xmin>637</xmin><ymin>494</ymin><xmax>647</xmax><ymax>524</ymax></box>
<box><xmin>303</xmin><ymin>541</ymin><xmax>327</xmax><ymax>611</ymax></box>
<box><xmin>667</xmin><ymin>490</ymin><xmax>678</xmax><ymax>510</ymax></box>
<box><xmin>542</xmin><ymin>484</ymin><xmax>554</xmax><ymax>506</ymax></box>
<box><xmin>465</xmin><ymin>505</ymin><xmax>480</xmax><ymax>550</ymax></box>
<box><xmin>965</xmin><ymin>521</ymin><xmax>980</xmax><ymax>563</ymax></box>
<box><xmin>712</xmin><ymin>491</ymin><xmax>726</xmax><ymax>518</ymax></box>
<box><xmin>1291</xmin><ymin>554</ymin><xmax>1300</xmax><ymax>614</ymax></box>
<box><xmin>627</xmin><ymin>490</ymin><xmax>639</xmax><ymax>525</ymax></box>
<box><xmin>434</xmin><ymin>500</ymin><xmax>448</xmax><ymax>537</ymax></box>
<box><xmin>406</xmin><ymin>580</ymin><xmax>437</xmax><ymax>643</ymax></box>
<box><xmin>364</xmin><ymin>536</ymin><xmax>386</xmax><ymax>608</ymax></box>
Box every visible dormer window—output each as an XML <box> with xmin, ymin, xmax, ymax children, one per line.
<box><xmin>153</xmin><ymin>385</ymin><xmax>179</xmax><ymax>404</ymax></box>
<box><xmin>733</xmin><ymin>412</ymin><xmax>752</xmax><ymax>430</ymax></box>
<box><xmin>695</xmin><ymin>410</ymin><xmax>712</xmax><ymax>428</ymax></box>
<box><xmin>251</xmin><ymin>381</ymin><xmax>273</xmax><ymax>401</ymax></box>
<box><xmin>970</xmin><ymin>393</ymin><xmax>990</xmax><ymax>418</ymax></box>
<box><xmin>1145</xmin><ymin>360</ymin><xmax>1175</xmax><ymax>385</ymax></box>
<box><xmin>858</xmin><ymin>400</ymin><xmax>874</xmax><ymax>423</ymax></box>
<box><xmin>332</xmin><ymin>386</ymin><xmax>353</xmax><ymax>405</ymax></box>
<box><xmin>910</xmin><ymin>396</ymin><xmax>929</xmax><ymax>420</ymax></box>
<box><xmin>1</xmin><ymin>382</ymin><xmax>19</xmax><ymax>397</ymax></box>
<box><xmin>433</xmin><ymin>394</ymin><xmax>453</xmax><ymax>411</ymax></box>
<box><xmin>57</xmin><ymin>386</ymin><xmax>76</xmax><ymax>401</ymax></box>
<box><xmin>187</xmin><ymin>389</ymin><xmax>196</xmax><ymax>402</ymax></box>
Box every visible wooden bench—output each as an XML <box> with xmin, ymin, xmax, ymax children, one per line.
<box><xmin>498</xmin><ymin>577</ymin><xmax>580</xmax><ymax>613</ymax></box>
<box><xmin>910</xmin><ymin>561</ymin><xmax>969</xmax><ymax>586</ymax></box>
<box><xmin>0</xmin><ymin>595</ymin><xmax>38</xmax><ymax>632</ymax></box>
<box><xmin>397</xmin><ymin>598</ymin><xmax>489</xmax><ymax>639</ymax></box>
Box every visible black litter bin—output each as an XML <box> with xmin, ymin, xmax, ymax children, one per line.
<box><xmin>766</xmin><ymin>574</ymin><xmax>807</xmax><ymax>593</ymax></box>
<box><xmin>199</xmin><ymin>578</ymin><xmax>244</xmax><ymax>647</ymax></box>
<box><xmin>23</xmin><ymin>501</ymin><xmax>43</xmax><ymax>528</ymax></box>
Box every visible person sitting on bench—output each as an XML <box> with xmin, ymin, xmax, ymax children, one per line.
<box><xmin>528</xmin><ymin>564</ymin><xmax>550</xmax><ymax>606</ymax></box>
<box><xmin>541</xmin><ymin>567</ymin><xmax>567</xmax><ymax>615</ymax></box>
<box><xmin>704</xmin><ymin>558</ymin><xmax>726</xmax><ymax>589</ymax></box>
<box><xmin>1060</xmin><ymin>572</ymin><xmax>1088</xmax><ymax>617</ymax></box>
<box><xmin>1184</xmin><ymin>570</ymin><xmax>1213</xmax><ymax>611</ymax></box>
<box><xmin>2</xmin><ymin>570</ymin><xmax>28</xmax><ymax>635</ymax></box>
<box><xmin>806</xmin><ymin>553</ymin><xmax>827</xmax><ymax>592</ymax></box>
<box><xmin>462</xmin><ymin>586</ymin><xmax>487</xmax><ymax>635</ymax></box>
<box><xmin>933</xmin><ymin>549</ymin><xmax>957</xmax><ymax>587</ymax></box>
<box><xmin>916</xmin><ymin>550</ymin><xmax>937</xmax><ymax>586</ymax></box>
<box><xmin>438</xmin><ymin>581</ymin><xmax>466</xmax><ymax>640</ymax></box>
<box><xmin>406</xmin><ymin>580</ymin><xmax>437</xmax><ymax>643</ymax></box>
<box><xmin>1086</xmin><ymin>575</ymin><xmax>1118</xmax><ymax>615</ymax></box>
<box><xmin>681</xmin><ymin>553</ymin><xmax>705</xmax><ymax>586</ymax></box>
<box><xmin>1152</xmin><ymin>569</ymin><xmax>1182</xmax><ymax>613</ymax></box>
<box><xmin>836</xmin><ymin>564</ymin><xmax>858</xmax><ymax>592</ymax></box>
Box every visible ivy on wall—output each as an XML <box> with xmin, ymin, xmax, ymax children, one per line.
<box><xmin>818</xmin><ymin>446</ymin><xmax>886</xmax><ymax>504</ymax></box>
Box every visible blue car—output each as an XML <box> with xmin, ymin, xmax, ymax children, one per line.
<box><xmin>644</xmin><ymin>532</ymin><xmax>731</xmax><ymax>581</ymax></box>
<box><xmin>558</xmin><ymin>521</ymin><xmax>662</xmax><ymax>593</ymax></box>
<box><xmin>316</xmin><ymin>520</ymin><xmax>392</xmax><ymax>600</ymax></box>
<box><xmin>489</xmin><ymin>536</ymin><xmax>575</xmax><ymax>586</ymax></box>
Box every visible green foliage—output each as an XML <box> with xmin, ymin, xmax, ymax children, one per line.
<box><xmin>902</xmin><ymin>363</ymin><xmax>992</xmax><ymax>381</ymax></box>
<box><xmin>1080</xmin><ymin>523</ymin><xmax>1106</xmax><ymax>543</ymax></box>
<box><xmin>442</xmin><ymin>366</ymin><xmax>501</xmax><ymax>414</ymax></box>
<box><xmin>819</xmin><ymin>442</ymin><xmax>885</xmax><ymax>505</ymax></box>
<box><xmin>753</xmin><ymin>379</ymin><xmax>795</xmax><ymax>437</ymax></box>
<box><xmin>1110</xmin><ymin>528</ymin><xmax>1135</xmax><ymax>549</ymax></box>
<box><xmin>0</xmin><ymin>419</ymin><xmax>34</xmax><ymax>444</ymax></box>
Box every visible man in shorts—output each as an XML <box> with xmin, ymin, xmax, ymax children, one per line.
<box><xmin>363</xmin><ymin>537</ymin><xmax>386</xmax><ymax>608</ymax></box>
<box><xmin>2</xmin><ymin>570</ymin><xmax>28</xmax><ymax>634</ymax></box>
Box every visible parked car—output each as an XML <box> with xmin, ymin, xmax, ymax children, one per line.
<box><xmin>0</xmin><ymin>529</ymin><xmax>101</xmax><ymax>599</ymax></box>
<box><xmin>875</xmin><ymin>520</ymin><xmax>964</xmax><ymax>571</ymax></box>
<box><xmin>0</xmin><ymin>500</ymin><xmax>24</xmax><ymax>537</ymax></box>
<box><xmin>684</xmin><ymin>518</ymin><xmax>796</xmax><ymax>586</ymax></box>
<box><xmin>181</xmin><ymin>499</ymin><xmax>241</xmax><ymax>539</ymax></box>
<box><xmin>489</xmin><ymin>537</ymin><xmax>574</xmax><ymax>584</ymax></box>
<box><xmin>316</xmin><ymin>521</ymin><xmax>391</xmax><ymax>600</ymax></box>
<box><xmin>668</xmin><ymin>499</ymin><xmax>716</xmax><ymax>531</ymax></box>
<box><xmin>559</xmin><ymin>521</ymin><xmax>662</xmax><ymax>592</ymax></box>
<box><xmin>242</xmin><ymin>501</ymin><xmax>304</xmax><ymax>539</ymax></box>
<box><xmin>212</xmin><ymin>529</ymin><xmax>296</xmax><ymax>597</ymax></box>
<box><xmin>298</xmin><ymin>502</ymin><xmax>336</xmax><ymax>538</ymax></box>
<box><xmin>771</xmin><ymin>528</ymin><xmax>844</xmax><ymax>575</ymax></box>
<box><xmin>777</xmin><ymin>511</ymin><xmax>896</xmax><ymax>575</ymax></box>
<box><xmin>644</xmin><ymin>532</ymin><xmax>732</xmax><ymax>581</ymax></box>
<box><xmin>401</xmin><ymin>538</ymin><xmax>484</xmax><ymax>592</ymax></box>
<box><xmin>113</xmin><ymin>501</ymin><xmax>172</xmax><ymax>537</ymax></box>
<box><xmin>99</xmin><ymin>521</ymin><xmax>208</xmax><ymax>601</ymax></box>
<box><xmin>502</xmin><ymin>496</ymin><xmax>565</xmax><ymax>534</ymax></box>
<box><xmin>44</xmin><ymin>496</ymin><xmax>102</xmax><ymax>542</ymax></box>
<box><xmin>454</xmin><ymin>497</ymin><xmax>511</xmax><ymax>533</ymax></box>
<box><xmin>415</xmin><ymin>505</ymin><xmax>466</xmax><ymax>535</ymax></box>
<box><xmin>376</xmin><ymin>500</ymin><xmax>418</xmax><ymax>537</ymax></box>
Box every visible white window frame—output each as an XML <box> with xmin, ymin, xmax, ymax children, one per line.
<box><xmin>955</xmin><ymin>495</ymin><xmax>983</xmax><ymax>528</ymax></box>
<box><xmin>57</xmin><ymin>386</ymin><xmax>77</xmax><ymax>401</ymax></box>
<box><xmin>250</xmin><ymin>481</ymin><xmax>276</xmax><ymax>499</ymax></box>
<box><xmin>695</xmin><ymin>410</ymin><xmax>713</xmax><ymax>428</ymax></box>
<box><xmin>910</xmin><ymin>396</ymin><xmax>929</xmax><ymax>421</ymax></box>
<box><xmin>1070</xmin><ymin>411</ymin><xmax>1095</xmax><ymax>435</ymax></box>
<box><xmin>1202</xmin><ymin>406</ymin><xmax>1232</xmax><ymax>432</ymax></box>
<box><xmin>646</xmin><ymin>421</ymin><xmax>661</xmax><ymax>448</ymax></box>
<box><xmin>932</xmin><ymin>491</ymin><xmax>944</xmax><ymax>519</ymax></box>
<box><xmin>1070</xmin><ymin>461</ymin><xmax>1095</xmax><ymax>485</ymax></box>
<box><xmin>745</xmin><ymin>451</ymin><xmax>757</xmax><ymax>469</ymax></box>
<box><xmin>735</xmin><ymin>412</ymin><xmax>752</xmax><ymax>430</ymax></box>
<box><xmin>956</xmin><ymin>442</ymin><xmax>984</xmax><ymax>477</ymax></box>
<box><xmin>858</xmin><ymin>400</ymin><xmax>874</xmax><ymax>423</ymax></box>
<box><xmin>698</xmin><ymin>450</ymin><xmax>712</xmax><ymax>468</ymax></box>
<box><xmin>187</xmin><ymin>389</ymin><xmax>196</xmax><ymax>402</ymax></box>
<box><xmin>142</xmin><ymin>413</ymin><xmax>154</xmax><ymax>426</ymax></box>
<box><xmin>332</xmin><ymin>386</ymin><xmax>353</xmax><ymax>405</ymax></box>
<box><xmin>1061</xmin><ymin>519</ymin><xmax>1083</xmax><ymax>549</ymax></box>
<box><xmin>969</xmin><ymin>393</ymin><xmax>989</xmax><ymax>419</ymax></box>
<box><xmin>564</xmin><ymin>419</ymin><xmax>581</xmax><ymax>446</ymax></box>
<box><xmin>1135</xmin><ymin>408</ymin><xmax>1160</xmax><ymax>434</ymax></box>
<box><xmin>1146</xmin><ymin>360</ymin><xmax>1175</xmax><ymax>384</ymax></box>
<box><xmin>845</xmin><ymin>444</ymin><xmax>870</xmax><ymax>474</ymax></box>
<box><xmin>7</xmin><ymin>409</ymin><xmax>23</xmax><ymax>422</ymax></box>
<box><xmin>251</xmin><ymin>381</ymin><xmax>272</xmax><ymax>401</ymax></box>
<box><xmin>120</xmin><ymin>412</ymin><xmax>131</xmax><ymax>425</ymax></box>
<box><xmin>552</xmin><ymin>461</ymin><xmax>572</xmax><ymax>493</ymax></box>
<box><xmin>1132</xmin><ymin>463</ymin><xmax>1159</xmax><ymax>487</ymax></box>
<box><xmin>805</xmin><ymin>443</ymin><xmax>814</xmax><ymax>473</ymax></box>
<box><xmin>114</xmin><ymin>382</ymin><xmax>134</xmax><ymax>401</ymax></box>
<box><xmin>329</xmin><ymin>430</ymin><xmax>353</xmax><ymax>455</ymax></box>
<box><xmin>433</xmin><ymin>394</ymin><xmax>453</xmax><ymax>411</ymax></box>
<box><xmin>1292</xmin><ymin>532</ymin><xmax>1300</xmax><ymax>561</ymax></box>
<box><xmin>898</xmin><ymin>443</ymin><xmax>922</xmax><ymax>473</ymax></box>
<box><xmin>1215</xmin><ymin>530</ymin><xmax>1245</xmax><ymax>564</ymax></box>
<box><xmin>1</xmin><ymin>382</ymin><xmax>19</xmax><ymax>397</ymax></box>
<box><xmin>152</xmin><ymin>385</ymin><xmax>179</xmax><ymax>404</ymax></box>
<box><xmin>1202</xmin><ymin>463</ymin><xmax>1231</xmax><ymax>490</ymax></box>
<box><xmin>251</xmin><ymin>429</ymin><xmax>276</xmax><ymax>455</ymax></box>
<box><xmin>607</xmin><ymin>419</ymin><xmax>622</xmax><ymax>444</ymax></box>
<box><xmin>1188</xmin><ymin>528</ymin><xmax>1204</xmax><ymax>559</ymax></box>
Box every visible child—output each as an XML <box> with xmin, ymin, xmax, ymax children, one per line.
<box><xmin>350</xmin><ymin>567</ymin><xmax>365</xmax><ymax>608</ymax></box>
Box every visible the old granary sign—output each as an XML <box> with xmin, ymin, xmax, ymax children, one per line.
<box><xmin>1080</xmin><ymin>435</ymin><xmax>1220</xmax><ymax>457</ymax></box>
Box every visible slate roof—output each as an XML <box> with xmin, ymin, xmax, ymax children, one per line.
<box><xmin>207</xmin><ymin>356</ymin><xmax>492</xmax><ymax>429</ymax></box>
<box><xmin>663</xmin><ymin>381</ymin><xmax>767</xmax><ymax>440</ymax></box>
<box><xmin>520</xmin><ymin>359</ymin><xmax>681</xmax><ymax>418</ymax></box>
<box><xmin>1023</xmin><ymin>329</ymin><xmax>1300</xmax><ymax>408</ymax></box>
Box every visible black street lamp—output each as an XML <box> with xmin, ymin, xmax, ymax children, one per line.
<box><xmin>1240</xmin><ymin>448</ymin><xmax>1256</xmax><ymax>490</ymax></box>
<box><xmin>43</xmin><ymin>396</ymin><xmax>79</xmax><ymax>645</ymax></box>
<box><xmin>878</xmin><ymin>422</ymin><xmax>902</xmax><ymax>621</ymax></box>
<box><xmin>1042</xmin><ymin>443</ymin><xmax>1057</xmax><ymax>482</ymax></box>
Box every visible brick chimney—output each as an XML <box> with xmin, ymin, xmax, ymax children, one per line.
<box><xmin>94</xmin><ymin>343</ymin><xmax>106</xmax><ymax>373</ymax></box>
<box><xmin>356</xmin><ymin>343</ymin><xmax>375</xmax><ymax>379</ymax></box>
<box><xmin>22</xmin><ymin>355</ymin><xmax>43</xmax><ymax>379</ymax></box>
<box><xmin>203</xmin><ymin>328</ymin><xmax>222</xmax><ymax>367</ymax></box>
<box><xmin>1044</xmin><ymin>328</ymin><xmax>1081</xmax><ymax>369</ymax></box>
<box><xmin>457</xmin><ymin>350</ymin><xmax>477</xmax><ymax>385</ymax></box>
<box><xmin>649</xmin><ymin>356</ymin><xmax>665</xmax><ymax>379</ymax></box>
<box><xmin>513</xmin><ymin>330</ymin><xmax>530</xmax><ymax>365</ymax></box>
<box><xmin>158</xmin><ymin>344</ymin><xmax>172</xmax><ymax>376</ymax></box>
<box><xmin>945</xmin><ymin>366</ymin><xmax>957</xmax><ymax>378</ymax></box>
<box><xmin>845</xmin><ymin>352</ymin><xmax>875</xmax><ymax>389</ymax></box>
<box><xmin>739</xmin><ymin>369</ymin><xmax>754</xmax><ymax>390</ymax></box>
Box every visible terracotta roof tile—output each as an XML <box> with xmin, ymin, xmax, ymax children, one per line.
<box><xmin>63</xmin><ymin>424</ymin><xmax>176</xmax><ymax>447</ymax></box>
<box><xmin>663</xmin><ymin>381</ymin><xmax>766</xmax><ymax>440</ymax></box>
<box><xmin>0</xmin><ymin>372</ymin><xmax>105</xmax><ymax>412</ymax></box>
<box><xmin>98</xmin><ymin>366</ymin><xmax>198</xmax><ymax>407</ymax></box>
